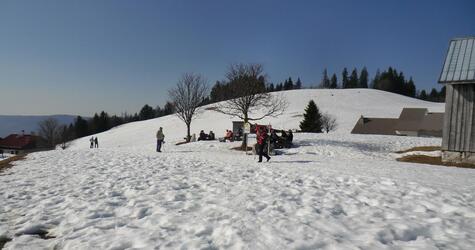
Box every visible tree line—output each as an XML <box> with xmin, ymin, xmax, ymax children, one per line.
<box><xmin>314</xmin><ymin>66</ymin><xmax>446</xmax><ymax>102</ymax></box>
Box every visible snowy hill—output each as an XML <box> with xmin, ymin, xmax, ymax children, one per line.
<box><xmin>70</xmin><ymin>89</ymin><xmax>444</xmax><ymax>149</ymax></box>
<box><xmin>2</xmin><ymin>89</ymin><xmax>474</xmax><ymax>250</ymax></box>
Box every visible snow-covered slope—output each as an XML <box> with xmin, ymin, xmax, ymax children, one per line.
<box><xmin>2</xmin><ymin>89</ymin><xmax>474</xmax><ymax>250</ymax></box>
<box><xmin>70</xmin><ymin>89</ymin><xmax>444</xmax><ymax>150</ymax></box>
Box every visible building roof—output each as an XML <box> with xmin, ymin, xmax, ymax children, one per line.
<box><xmin>398</xmin><ymin>108</ymin><xmax>427</xmax><ymax>121</ymax></box>
<box><xmin>439</xmin><ymin>37</ymin><xmax>475</xmax><ymax>84</ymax></box>
<box><xmin>0</xmin><ymin>134</ymin><xmax>36</xmax><ymax>149</ymax></box>
<box><xmin>351</xmin><ymin>108</ymin><xmax>444</xmax><ymax>137</ymax></box>
<box><xmin>351</xmin><ymin>117</ymin><xmax>398</xmax><ymax>135</ymax></box>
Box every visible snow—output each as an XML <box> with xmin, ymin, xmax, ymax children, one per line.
<box><xmin>1</xmin><ymin>89</ymin><xmax>474</xmax><ymax>249</ymax></box>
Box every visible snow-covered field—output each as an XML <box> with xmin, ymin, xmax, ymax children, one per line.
<box><xmin>1</xmin><ymin>89</ymin><xmax>474</xmax><ymax>249</ymax></box>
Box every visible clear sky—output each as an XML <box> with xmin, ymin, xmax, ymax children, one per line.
<box><xmin>1</xmin><ymin>0</ymin><xmax>474</xmax><ymax>116</ymax></box>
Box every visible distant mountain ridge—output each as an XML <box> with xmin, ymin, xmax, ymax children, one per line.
<box><xmin>0</xmin><ymin>115</ymin><xmax>78</xmax><ymax>138</ymax></box>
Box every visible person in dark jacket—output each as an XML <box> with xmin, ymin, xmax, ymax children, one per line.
<box><xmin>208</xmin><ymin>131</ymin><xmax>215</xmax><ymax>140</ymax></box>
<box><xmin>198</xmin><ymin>130</ymin><xmax>207</xmax><ymax>141</ymax></box>
<box><xmin>256</xmin><ymin>127</ymin><xmax>271</xmax><ymax>162</ymax></box>
<box><xmin>90</xmin><ymin>137</ymin><xmax>94</xmax><ymax>148</ymax></box>
<box><xmin>94</xmin><ymin>137</ymin><xmax>99</xmax><ymax>148</ymax></box>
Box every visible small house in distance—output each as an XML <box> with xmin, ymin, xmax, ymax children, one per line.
<box><xmin>438</xmin><ymin>37</ymin><xmax>475</xmax><ymax>164</ymax></box>
<box><xmin>351</xmin><ymin>108</ymin><xmax>443</xmax><ymax>137</ymax></box>
<box><xmin>0</xmin><ymin>133</ymin><xmax>44</xmax><ymax>155</ymax></box>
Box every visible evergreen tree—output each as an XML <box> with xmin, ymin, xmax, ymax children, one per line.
<box><xmin>405</xmin><ymin>77</ymin><xmax>416</xmax><ymax>97</ymax></box>
<box><xmin>299</xmin><ymin>100</ymin><xmax>323</xmax><ymax>133</ymax></box>
<box><xmin>341</xmin><ymin>68</ymin><xmax>349</xmax><ymax>88</ymax></box>
<box><xmin>275</xmin><ymin>83</ymin><xmax>283</xmax><ymax>91</ymax></box>
<box><xmin>267</xmin><ymin>83</ymin><xmax>275</xmax><ymax>92</ymax></box>
<box><xmin>419</xmin><ymin>90</ymin><xmax>428</xmax><ymax>100</ymax></box>
<box><xmin>210</xmin><ymin>81</ymin><xmax>223</xmax><ymax>103</ymax></box>
<box><xmin>348</xmin><ymin>68</ymin><xmax>358</xmax><ymax>88</ymax></box>
<box><xmin>429</xmin><ymin>88</ymin><xmax>439</xmax><ymax>102</ymax></box>
<box><xmin>320</xmin><ymin>69</ymin><xmax>331</xmax><ymax>88</ymax></box>
<box><xmin>295</xmin><ymin>78</ymin><xmax>302</xmax><ymax>89</ymax></box>
<box><xmin>359</xmin><ymin>67</ymin><xmax>369</xmax><ymax>88</ymax></box>
<box><xmin>74</xmin><ymin>116</ymin><xmax>89</xmax><ymax>138</ymax></box>
<box><xmin>330</xmin><ymin>74</ymin><xmax>338</xmax><ymax>89</ymax></box>
<box><xmin>139</xmin><ymin>104</ymin><xmax>155</xmax><ymax>120</ymax></box>
<box><xmin>155</xmin><ymin>105</ymin><xmax>162</xmax><ymax>117</ymax></box>
<box><xmin>97</xmin><ymin>111</ymin><xmax>110</xmax><ymax>132</ymax></box>
<box><xmin>439</xmin><ymin>86</ymin><xmax>446</xmax><ymax>102</ymax></box>
<box><xmin>371</xmin><ymin>69</ymin><xmax>381</xmax><ymax>88</ymax></box>
<box><xmin>162</xmin><ymin>101</ymin><xmax>175</xmax><ymax>115</ymax></box>
<box><xmin>283</xmin><ymin>77</ymin><xmax>294</xmax><ymax>90</ymax></box>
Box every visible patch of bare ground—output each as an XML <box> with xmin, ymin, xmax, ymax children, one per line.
<box><xmin>0</xmin><ymin>154</ymin><xmax>27</xmax><ymax>173</ymax></box>
<box><xmin>395</xmin><ymin>146</ymin><xmax>441</xmax><ymax>154</ymax></box>
<box><xmin>231</xmin><ymin>146</ymin><xmax>253</xmax><ymax>151</ymax></box>
<box><xmin>397</xmin><ymin>155</ymin><xmax>475</xmax><ymax>169</ymax></box>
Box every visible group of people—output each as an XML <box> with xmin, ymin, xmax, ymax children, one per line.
<box><xmin>270</xmin><ymin>129</ymin><xmax>293</xmax><ymax>149</ymax></box>
<box><xmin>89</xmin><ymin>137</ymin><xmax>99</xmax><ymax>148</ymax></box>
<box><xmin>198</xmin><ymin>130</ymin><xmax>215</xmax><ymax>141</ymax></box>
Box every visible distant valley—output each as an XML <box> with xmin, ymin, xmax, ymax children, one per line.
<box><xmin>0</xmin><ymin>115</ymin><xmax>78</xmax><ymax>137</ymax></box>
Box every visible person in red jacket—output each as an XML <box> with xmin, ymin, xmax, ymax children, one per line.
<box><xmin>256</xmin><ymin>126</ymin><xmax>271</xmax><ymax>162</ymax></box>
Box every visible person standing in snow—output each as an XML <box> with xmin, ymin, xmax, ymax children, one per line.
<box><xmin>156</xmin><ymin>127</ymin><xmax>165</xmax><ymax>152</ymax></box>
<box><xmin>90</xmin><ymin>137</ymin><xmax>94</xmax><ymax>148</ymax></box>
<box><xmin>94</xmin><ymin>137</ymin><xmax>99</xmax><ymax>148</ymax></box>
<box><xmin>256</xmin><ymin>126</ymin><xmax>271</xmax><ymax>162</ymax></box>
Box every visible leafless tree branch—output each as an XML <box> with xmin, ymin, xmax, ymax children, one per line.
<box><xmin>169</xmin><ymin>73</ymin><xmax>208</xmax><ymax>142</ymax></box>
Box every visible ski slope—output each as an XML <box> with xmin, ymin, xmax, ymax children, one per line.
<box><xmin>1</xmin><ymin>89</ymin><xmax>474</xmax><ymax>249</ymax></box>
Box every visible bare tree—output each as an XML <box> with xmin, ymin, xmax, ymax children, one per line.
<box><xmin>38</xmin><ymin>118</ymin><xmax>60</xmax><ymax>148</ymax></box>
<box><xmin>169</xmin><ymin>73</ymin><xmax>208</xmax><ymax>142</ymax></box>
<box><xmin>321</xmin><ymin>113</ymin><xmax>337</xmax><ymax>133</ymax></box>
<box><xmin>59</xmin><ymin>125</ymin><xmax>72</xmax><ymax>149</ymax></box>
<box><xmin>214</xmin><ymin>63</ymin><xmax>288</xmax><ymax>148</ymax></box>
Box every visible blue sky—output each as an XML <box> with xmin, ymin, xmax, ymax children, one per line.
<box><xmin>0</xmin><ymin>0</ymin><xmax>474</xmax><ymax>116</ymax></box>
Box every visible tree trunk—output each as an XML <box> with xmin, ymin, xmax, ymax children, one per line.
<box><xmin>241</xmin><ymin>115</ymin><xmax>248</xmax><ymax>150</ymax></box>
<box><xmin>186</xmin><ymin>124</ymin><xmax>191</xmax><ymax>142</ymax></box>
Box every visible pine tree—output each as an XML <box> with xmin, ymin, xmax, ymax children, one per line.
<box><xmin>439</xmin><ymin>86</ymin><xmax>446</xmax><ymax>102</ymax></box>
<box><xmin>74</xmin><ymin>116</ymin><xmax>89</xmax><ymax>138</ymax></box>
<box><xmin>371</xmin><ymin>69</ymin><xmax>381</xmax><ymax>89</ymax></box>
<box><xmin>429</xmin><ymin>88</ymin><xmax>439</xmax><ymax>102</ymax></box>
<box><xmin>419</xmin><ymin>90</ymin><xmax>428</xmax><ymax>100</ymax></box>
<box><xmin>320</xmin><ymin>69</ymin><xmax>330</xmax><ymax>88</ymax></box>
<box><xmin>299</xmin><ymin>100</ymin><xmax>323</xmax><ymax>133</ymax></box>
<box><xmin>348</xmin><ymin>68</ymin><xmax>358</xmax><ymax>88</ymax></box>
<box><xmin>341</xmin><ymin>68</ymin><xmax>349</xmax><ymax>88</ymax></box>
<box><xmin>275</xmin><ymin>83</ymin><xmax>283</xmax><ymax>91</ymax></box>
<box><xmin>139</xmin><ymin>104</ymin><xmax>155</xmax><ymax>120</ymax></box>
<box><xmin>359</xmin><ymin>67</ymin><xmax>369</xmax><ymax>88</ymax></box>
<box><xmin>330</xmin><ymin>74</ymin><xmax>338</xmax><ymax>88</ymax></box>
<box><xmin>267</xmin><ymin>83</ymin><xmax>275</xmax><ymax>92</ymax></box>
<box><xmin>295</xmin><ymin>78</ymin><xmax>302</xmax><ymax>89</ymax></box>
<box><xmin>162</xmin><ymin>101</ymin><xmax>175</xmax><ymax>115</ymax></box>
<box><xmin>405</xmin><ymin>77</ymin><xmax>416</xmax><ymax>97</ymax></box>
<box><xmin>284</xmin><ymin>77</ymin><xmax>294</xmax><ymax>90</ymax></box>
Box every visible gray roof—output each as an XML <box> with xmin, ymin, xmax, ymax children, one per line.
<box><xmin>398</xmin><ymin>108</ymin><xmax>427</xmax><ymax>121</ymax></box>
<box><xmin>351</xmin><ymin>108</ymin><xmax>444</xmax><ymax>137</ymax></box>
<box><xmin>351</xmin><ymin>117</ymin><xmax>398</xmax><ymax>135</ymax></box>
<box><xmin>439</xmin><ymin>37</ymin><xmax>475</xmax><ymax>84</ymax></box>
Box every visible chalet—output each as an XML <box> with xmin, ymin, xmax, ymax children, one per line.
<box><xmin>0</xmin><ymin>134</ymin><xmax>41</xmax><ymax>155</ymax></box>
<box><xmin>439</xmin><ymin>37</ymin><xmax>475</xmax><ymax>164</ymax></box>
<box><xmin>351</xmin><ymin>108</ymin><xmax>443</xmax><ymax>137</ymax></box>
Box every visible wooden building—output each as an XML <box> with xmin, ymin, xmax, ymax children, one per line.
<box><xmin>439</xmin><ymin>37</ymin><xmax>475</xmax><ymax>164</ymax></box>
